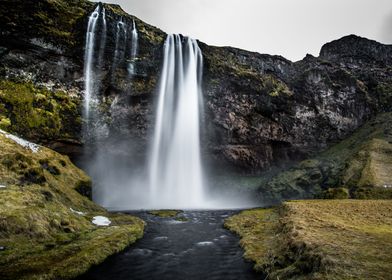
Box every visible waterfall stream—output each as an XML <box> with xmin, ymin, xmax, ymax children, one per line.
<box><xmin>82</xmin><ymin>8</ymin><xmax>256</xmax><ymax>210</ymax></box>
<box><xmin>149</xmin><ymin>34</ymin><xmax>205</xmax><ymax>209</ymax></box>
<box><xmin>111</xmin><ymin>19</ymin><xmax>127</xmax><ymax>81</ymax></box>
<box><xmin>83</xmin><ymin>6</ymin><xmax>100</xmax><ymax>121</ymax></box>
<box><xmin>83</xmin><ymin>5</ymin><xmax>106</xmax><ymax>139</ymax></box>
<box><xmin>128</xmin><ymin>19</ymin><xmax>138</xmax><ymax>75</ymax></box>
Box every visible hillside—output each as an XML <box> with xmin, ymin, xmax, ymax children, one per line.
<box><xmin>0</xmin><ymin>130</ymin><xmax>144</xmax><ymax>280</ymax></box>
<box><xmin>225</xmin><ymin>200</ymin><xmax>392</xmax><ymax>279</ymax></box>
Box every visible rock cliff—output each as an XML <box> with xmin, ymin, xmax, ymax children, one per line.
<box><xmin>0</xmin><ymin>0</ymin><xmax>391</xmax><ymax>199</ymax></box>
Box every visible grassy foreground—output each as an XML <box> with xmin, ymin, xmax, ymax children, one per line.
<box><xmin>225</xmin><ymin>200</ymin><xmax>392</xmax><ymax>279</ymax></box>
<box><xmin>0</xmin><ymin>131</ymin><xmax>144</xmax><ymax>280</ymax></box>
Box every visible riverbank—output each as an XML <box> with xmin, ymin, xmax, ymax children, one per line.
<box><xmin>0</xmin><ymin>131</ymin><xmax>144</xmax><ymax>280</ymax></box>
<box><xmin>225</xmin><ymin>200</ymin><xmax>392</xmax><ymax>279</ymax></box>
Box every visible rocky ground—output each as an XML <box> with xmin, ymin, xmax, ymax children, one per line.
<box><xmin>0</xmin><ymin>131</ymin><xmax>144</xmax><ymax>280</ymax></box>
<box><xmin>225</xmin><ymin>200</ymin><xmax>392</xmax><ymax>279</ymax></box>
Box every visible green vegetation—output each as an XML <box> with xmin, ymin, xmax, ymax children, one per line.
<box><xmin>0</xmin><ymin>132</ymin><xmax>144</xmax><ymax>280</ymax></box>
<box><xmin>226</xmin><ymin>200</ymin><xmax>392</xmax><ymax>279</ymax></box>
<box><xmin>375</xmin><ymin>82</ymin><xmax>392</xmax><ymax>110</ymax></box>
<box><xmin>0</xmin><ymin>79</ymin><xmax>81</xmax><ymax>142</ymax></box>
<box><xmin>148</xmin><ymin>210</ymin><xmax>182</xmax><ymax>218</ymax></box>
<box><xmin>204</xmin><ymin>47</ymin><xmax>292</xmax><ymax>97</ymax></box>
<box><xmin>259</xmin><ymin>113</ymin><xmax>392</xmax><ymax>201</ymax></box>
<box><xmin>0</xmin><ymin>0</ymin><xmax>91</xmax><ymax>48</ymax></box>
<box><xmin>318</xmin><ymin>187</ymin><xmax>350</xmax><ymax>199</ymax></box>
<box><xmin>224</xmin><ymin>208</ymin><xmax>278</xmax><ymax>271</ymax></box>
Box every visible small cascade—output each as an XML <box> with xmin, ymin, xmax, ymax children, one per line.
<box><xmin>83</xmin><ymin>6</ymin><xmax>100</xmax><ymax>121</ymax></box>
<box><xmin>111</xmin><ymin>19</ymin><xmax>127</xmax><ymax>80</ymax></box>
<box><xmin>128</xmin><ymin>19</ymin><xmax>138</xmax><ymax>75</ymax></box>
<box><xmin>149</xmin><ymin>34</ymin><xmax>205</xmax><ymax>209</ymax></box>
<box><xmin>97</xmin><ymin>7</ymin><xmax>107</xmax><ymax>70</ymax></box>
<box><xmin>83</xmin><ymin>5</ymin><xmax>107</xmax><ymax>139</ymax></box>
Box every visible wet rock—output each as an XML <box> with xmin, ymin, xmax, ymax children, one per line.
<box><xmin>0</xmin><ymin>0</ymin><xmax>391</xmax><ymax>175</ymax></box>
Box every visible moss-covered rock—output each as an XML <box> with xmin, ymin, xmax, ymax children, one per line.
<box><xmin>0</xmin><ymin>79</ymin><xmax>81</xmax><ymax>143</ymax></box>
<box><xmin>258</xmin><ymin>113</ymin><xmax>392</xmax><ymax>202</ymax></box>
<box><xmin>148</xmin><ymin>210</ymin><xmax>182</xmax><ymax>218</ymax></box>
<box><xmin>319</xmin><ymin>187</ymin><xmax>350</xmax><ymax>199</ymax></box>
<box><xmin>0</xmin><ymin>0</ymin><xmax>91</xmax><ymax>49</ymax></box>
<box><xmin>0</xmin><ymin>130</ymin><xmax>144</xmax><ymax>280</ymax></box>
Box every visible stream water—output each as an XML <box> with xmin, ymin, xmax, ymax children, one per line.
<box><xmin>77</xmin><ymin>210</ymin><xmax>261</xmax><ymax>280</ymax></box>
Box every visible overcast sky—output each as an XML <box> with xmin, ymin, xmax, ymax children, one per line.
<box><xmin>95</xmin><ymin>0</ymin><xmax>392</xmax><ymax>61</ymax></box>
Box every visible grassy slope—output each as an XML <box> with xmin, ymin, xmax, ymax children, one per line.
<box><xmin>259</xmin><ymin>113</ymin><xmax>392</xmax><ymax>201</ymax></box>
<box><xmin>0</xmin><ymin>132</ymin><xmax>144</xmax><ymax>280</ymax></box>
<box><xmin>225</xmin><ymin>200</ymin><xmax>392</xmax><ymax>279</ymax></box>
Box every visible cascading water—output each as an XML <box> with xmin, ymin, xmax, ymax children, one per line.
<box><xmin>83</xmin><ymin>5</ymin><xmax>106</xmax><ymax>138</ymax></box>
<box><xmin>128</xmin><ymin>19</ymin><xmax>138</xmax><ymax>75</ymax></box>
<box><xmin>82</xmin><ymin>10</ymin><xmax>257</xmax><ymax>210</ymax></box>
<box><xmin>97</xmin><ymin>8</ymin><xmax>107</xmax><ymax>71</ymax></box>
<box><xmin>149</xmin><ymin>34</ymin><xmax>205</xmax><ymax>209</ymax></box>
<box><xmin>111</xmin><ymin>19</ymin><xmax>127</xmax><ymax>80</ymax></box>
<box><xmin>83</xmin><ymin>6</ymin><xmax>100</xmax><ymax>121</ymax></box>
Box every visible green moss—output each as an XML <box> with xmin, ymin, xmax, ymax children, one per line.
<box><xmin>0</xmin><ymin>0</ymin><xmax>91</xmax><ymax>49</ymax></box>
<box><xmin>225</xmin><ymin>208</ymin><xmax>279</xmax><ymax>272</ymax></box>
<box><xmin>0</xmin><ymin>79</ymin><xmax>80</xmax><ymax>142</ymax></box>
<box><xmin>148</xmin><ymin>210</ymin><xmax>182</xmax><ymax>218</ymax></box>
<box><xmin>0</xmin><ymin>132</ymin><xmax>144</xmax><ymax>280</ymax></box>
<box><xmin>264</xmin><ymin>75</ymin><xmax>293</xmax><ymax>97</ymax></box>
<box><xmin>0</xmin><ymin>117</ymin><xmax>11</xmax><ymax>129</ymax></box>
<box><xmin>319</xmin><ymin>187</ymin><xmax>350</xmax><ymax>199</ymax></box>
<box><xmin>375</xmin><ymin>83</ymin><xmax>392</xmax><ymax>110</ymax></box>
<box><xmin>352</xmin><ymin>187</ymin><xmax>392</xmax><ymax>199</ymax></box>
<box><xmin>260</xmin><ymin>113</ymin><xmax>392</xmax><ymax>201</ymax></box>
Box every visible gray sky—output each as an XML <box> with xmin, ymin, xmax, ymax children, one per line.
<box><xmin>95</xmin><ymin>0</ymin><xmax>392</xmax><ymax>61</ymax></box>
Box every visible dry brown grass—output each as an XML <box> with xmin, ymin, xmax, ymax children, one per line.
<box><xmin>226</xmin><ymin>200</ymin><xmax>392</xmax><ymax>279</ymax></box>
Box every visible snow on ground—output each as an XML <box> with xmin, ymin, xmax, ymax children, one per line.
<box><xmin>0</xmin><ymin>185</ymin><xmax>6</xmax><ymax>188</ymax></box>
<box><xmin>70</xmin><ymin>208</ymin><xmax>85</xmax><ymax>215</ymax></box>
<box><xmin>92</xmin><ymin>216</ymin><xmax>111</xmax><ymax>226</ymax></box>
<box><xmin>0</xmin><ymin>129</ymin><xmax>40</xmax><ymax>153</ymax></box>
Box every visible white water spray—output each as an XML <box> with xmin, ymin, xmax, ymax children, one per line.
<box><xmin>149</xmin><ymin>34</ymin><xmax>205</xmax><ymax>209</ymax></box>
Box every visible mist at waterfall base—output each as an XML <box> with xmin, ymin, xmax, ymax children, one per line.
<box><xmin>82</xmin><ymin>7</ymin><xmax>259</xmax><ymax>210</ymax></box>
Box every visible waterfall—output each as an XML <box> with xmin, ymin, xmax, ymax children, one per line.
<box><xmin>149</xmin><ymin>34</ymin><xmax>205</xmax><ymax>209</ymax></box>
<box><xmin>97</xmin><ymin>7</ymin><xmax>107</xmax><ymax>71</ymax></box>
<box><xmin>83</xmin><ymin>5</ymin><xmax>106</xmax><ymax>138</ymax></box>
<box><xmin>111</xmin><ymin>19</ymin><xmax>127</xmax><ymax>80</ymax></box>
<box><xmin>83</xmin><ymin>6</ymin><xmax>100</xmax><ymax>120</ymax></box>
<box><xmin>128</xmin><ymin>19</ymin><xmax>138</xmax><ymax>75</ymax></box>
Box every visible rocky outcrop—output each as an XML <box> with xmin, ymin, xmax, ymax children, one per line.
<box><xmin>201</xmin><ymin>39</ymin><xmax>391</xmax><ymax>173</ymax></box>
<box><xmin>0</xmin><ymin>0</ymin><xmax>391</xmax><ymax>175</ymax></box>
<box><xmin>258</xmin><ymin>113</ymin><xmax>392</xmax><ymax>203</ymax></box>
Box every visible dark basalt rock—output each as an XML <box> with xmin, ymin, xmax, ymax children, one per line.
<box><xmin>0</xmin><ymin>0</ymin><xmax>391</xmax><ymax>178</ymax></box>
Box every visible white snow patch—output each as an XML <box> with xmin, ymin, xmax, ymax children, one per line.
<box><xmin>92</xmin><ymin>216</ymin><xmax>111</xmax><ymax>226</ymax></box>
<box><xmin>70</xmin><ymin>208</ymin><xmax>85</xmax><ymax>216</ymax></box>
<box><xmin>0</xmin><ymin>185</ymin><xmax>6</xmax><ymax>188</ymax></box>
<box><xmin>0</xmin><ymin>129</ymin><xmax>40</xmax><ymax>153</ymax></box>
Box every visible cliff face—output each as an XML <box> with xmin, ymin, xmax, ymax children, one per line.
<box><xmin>0</xmin><ymin>0</ymin><xmax>391</xmax><ymax>176</ymax></box>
